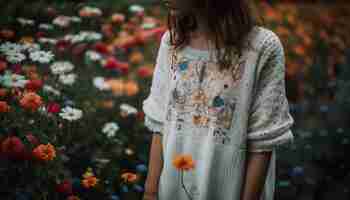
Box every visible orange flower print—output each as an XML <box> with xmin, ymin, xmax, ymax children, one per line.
<box><xmin>191</xmin><ymin>89</ymin><xmax>208</xmax><ymax>105</ymax></box>
<box><xmin>173</xmin><ymin>154</ymin><xmax>196</xmax><ymax>200</ymax></box>
<box><xmin>192</xmin><ymin>114</ymin><xmax>210</xmax><ymax>126</ymax></box>
<box><xmin>20</xmin><ymin>92</ymin><xmax>43</xmax><ymax>112</ymax></box>
<box><xmin>32</xmin><ymin>143</ymin><xmax>56</xmax><ymax>161</ymax></box>
<box><xmin>172</xmin><ymin>154</ymin><xmax>195</xmax><ymax>171</ymax></box>
<box><xmin>121</xmin><ymin>172</ymin><xmax>138</xmax><ymax>183</ymax></box>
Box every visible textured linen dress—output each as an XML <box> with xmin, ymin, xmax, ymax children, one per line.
<box><xmin>142</xmin><ymin>26</ymin><xmax>295</xmax><ymax>200</ymax></box>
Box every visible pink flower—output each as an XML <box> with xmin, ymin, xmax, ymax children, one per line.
<box><xmin>26</xmin><ymin>133</ymin><xmax>39</xmax><ymax>146</ymax></box>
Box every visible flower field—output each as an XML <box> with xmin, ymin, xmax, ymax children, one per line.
<box><xmin>0</xmin><ymin>1</ymin><xmax>349</xmax><ymax>200</ymax></box>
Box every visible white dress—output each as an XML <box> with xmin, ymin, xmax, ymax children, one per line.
<box><xmin>142</xmin><ymin>26</ymin><xmax>295</xmax><ymax>200</ymax></box>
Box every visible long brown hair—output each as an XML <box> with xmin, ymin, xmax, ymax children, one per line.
<box><xmin>164</xmin><ymin>0</ymin><xmax>261</xmax><ymax>71</ymax></box>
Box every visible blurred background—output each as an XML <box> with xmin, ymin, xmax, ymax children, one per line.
<box><xmin>0</xmin><ymin>0</ymin><xmax>349</xmax><ymax>200</ymax></box>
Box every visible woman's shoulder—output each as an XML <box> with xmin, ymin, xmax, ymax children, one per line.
<box><xmin>247</xmin><ymin>26</ymin><xmax>284</xmax><ymax>54</ymax></box>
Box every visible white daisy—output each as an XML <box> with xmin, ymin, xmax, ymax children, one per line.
<box><xmin>102</xmin><ymin>122</ymin><xmax>120</xmax><ymax>138</ymax></box>
<box><xmin>38</xmin><ymin>37</ymin><xmax>58</xmax><ymax>45</ymax></box>
<box><xmin>0</xmin><ymin>42</ymin><xmax>24</xmax><ymax>54</ymax></box>
<box><xmin>22</xmin><ymin>43</ymin><xmax>41</xmax><ymax>53</ymax></box>
<box><xmin>68</xmin><ymin>34</ymin><xmax>84</xmax><ymax>44</ymax></box>
<box><xmin>59</xmin><ymin>73</ymin><xmax>77</xmax><ymax>86</ymax></box>
<box><xmin>50</xmin><ymin>61</ymin><xmax>75</xmax><ymax>75</ymax></box>
<box><xmin>59</xmin><ymin>106</ymin><xmax>83</xmax><ymax>121</ymax></box>
<box><xmin>6</xmin><ymin>52</ymin><xmax>26</xmax><ymax>63</ymax></box>
<box><xmin>17</xmin><ymin>17</ymin><xmax>35</xmax><ymax>26</ymax></box>
<box><xmin>0</xmin><ymin>71</ymin><xmax>28</xmax><ymax>88</ymax></box>
<box><xmin>69</xmin><ymin>31</ymin><xmax>102</xmax><ymax>43</ymax></box>
<box><xmin>52</xmin><ymin>15</ymin><xmax>71</xmax><ymax>28</ymax></box>
<box><xmin>39</xmin><ymin>23</ymin><xmax>54</xmax><ymax>30</ymax></box>
<box><xmin>69</xmin><ymin>16</ymin><xmax>82</xmax><ymax>23</ymax></box>
<box><xmin>82</xmin><ymin>31</ymin><xmax>102</xmax><ymax>42</ymax></box>
<box><xmin>80</xmin><ymin>6</ymin><xmax>102</xmax><ymax>17</ymax></box>
<box><xmin>120</xmin><ymin>103</ymin><xmax>138</xmax><ymax>115</ymax></box>
<box><xmin>93</xmin><ymin>77</ymin><xmax>110</xmax><ymax>91</ymax></box>
<box><xmin>43</xmin><ymin>84</ymin><xmax>61</xmax><ymax>96</ymax></box>
<box><xmin>129</xmin><ymin>5</ymin><xmax>145</xmax><ymax>13</ymax></box>
<box><xmin>85</xmin><ymin>50</ymin><xmax>102</xmax><ymax>61</ymax></box>
<box><xmin>142</xmin><ymin>22</ymin><xmax>156</xmax><ymax>29</ymax></box>
<box><xmin>29</xmin><ymin>50</ymin><xmax>54</xmax><ymax>63</ymax></box>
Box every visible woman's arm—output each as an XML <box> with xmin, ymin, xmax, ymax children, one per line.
<box><xmin>144</xmin><ymin>133</ymin><xmax>164</xmax><ymax>196</ymax></box>
<box><xmin>240</xmin><ymin>151</ymin><xmax>272</xmax><ymax>200</ymax></box>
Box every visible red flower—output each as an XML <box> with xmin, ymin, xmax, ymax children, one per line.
<box><xmin>0</xmin><ymin>60</ymin><xmax>7</xmax><ymax>72</ymax></box>
<box><xmin>32</xmin><ymin>143</ymin><xmax>56</xmax><ymax>161</ymax></box>
<box><xmin>1</xmin><ymin>136</ymin><xmax>25</xmax><ymax>160</ymax></box>
<box><xmin>19</xmin><ymin>92</ymin><xmax>43</xmax><ymax>112</ymax></box>
<box><xmin>0</xmin><ymin>101</ymin><xmax>10</xmax><ymax>113</ymax></box>
<box><xmin>11</xmin><ymin>64</ymin><xmax>22</xmax><ymax>74</ymax></box>
<box><xmin>56</xmin><ymin>180</ymin><xmax>73</xmax><ymax>195</ymax></box>
<box><xmin>47</xmin><ymin>102</ymin><xmax>61</xmax><ymax>114</ymax></box>
<box><xmin>72</xmin><ymin>43</ymin><xmax>88</xmax><ymax>57</ymax></box>
<box><xmin>93</xmin><ymin>42</ymin><xmax>109</xmax><ymax>54</ymax></box>
<box><xmin>56</xmin><ymin>40</ymin><xmax>71</xmax><ymax>53</ymax></box>
<box><xmin>103</xmin><ymin>57</ymin><xmax>119</xmax><ymax>70</ymax></box>
<box><xmin>137</xmin><ymin>66</ymin><xmax>153</xmax><ymax>78</ymax></box>
<box><xmin>36</xmin><ymin>31</ymin><xmax>46</xmax><ymax>38</ymax></box>
<box><xmin>25</xmin><ymin>79</ymin><xmax>43</xmax><ymax>92</ymax></box>
<box><xmin>136</xmin><ymin>111</ymin><xmax>144</xmax><ymax>121</ymax></box>
<box><xmin>101</xmin><ymin>23</ymin><xmax>114</xmax><ymax>38</ymax></box>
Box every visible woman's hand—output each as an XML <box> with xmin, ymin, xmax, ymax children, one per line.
<box><xmin>143</xmin><ymin>191</ymin><xmax>158</xmax><ymax>200</ymax></box>
<box><xmin>240</xmin><ymin>151</ymin><xmax>272</xmax><ymax>200</ymax></box>
<box><xmin>143</xmin><ymin>133</ymin><xmax>163</xmax><ymax>200</ymax></box>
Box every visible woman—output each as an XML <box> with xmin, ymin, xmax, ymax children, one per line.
<box><xmin>142</xmin><ymin>0</ymin><xmax>295</xmax><ymax>200</ymax></box>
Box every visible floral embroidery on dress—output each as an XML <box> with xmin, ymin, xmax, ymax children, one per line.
<box><xmin>166</xmin><ymin>47</ymin><xmax>245</xmax><ymax>145</ymax></box>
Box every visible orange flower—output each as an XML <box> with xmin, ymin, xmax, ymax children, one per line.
<box><xmin>106</xmin><ymin>79</ymin><xmax>124</xmax><ymax>96</ymax></box>
<box><xmin>111</xmin><ymin>13</ymin><xmax>125</xmax><ymax>24</ymax></box>
<box><xmin>129</xmin><ymin>51</ymin><xmax>144</xmax><ymax>64</ymax></box>
<box><xmin>172</xmin><ymin>154</ymin><xmax>195</xmax><ymax>171</ymax></box>
<box><xmin>67</xmin><ymin>195</ymin><xmax>80</xmax><ymax>200</ymax></box>
<box><xmin>81</xmin><ymin>176</ymin><xmax>98</xmax><ymax>188</ymax></box>
<box><xmin>81</xmin><ymin>168</ymin><xmax>99</xmax><ymax>188</ymax></box>
<box><xmin>19</xmin><ymin>36</ymin><xmax>34</xmax><ymax>44</ymax></box>
<box><xmin>0</xmin><ymin>101</ymin><xmax>10</xmax><ymax>113</ymax></box>
<box><xmin>100</xmin><ymin>100</ymin><xmax>115</xmax><ymax>109</ymax></box>
<box><xmin>0</xmin><ymin>29</ymin><xmax>15</xmax><ymax>39</ymax></box>
<box><xmin>293</xmin><ymin>45</ymin><xmax>306</xmax><ymax>57</ymax></box>
<box><xmin>32</xmin><ymin>143</ymin><xmax>56</xmax><ymax>161</ymax></box>
<box><xmin>124</xmin><ymin>80</ymin><xmax>139</xmax><ymax>96</ymax></box>
<box><xmin>19</xmin><ymin>92</ymin><xmax>43</xmax><ymax>112</ymax></box>
<box><xmin>121</xmin><ymin>172</ymin><xmax>138</xmax><ymax>183</ymax></box>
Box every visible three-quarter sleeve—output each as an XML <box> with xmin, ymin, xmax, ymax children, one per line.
<box><xmin>246</xmin><ymin>31</ymin><xmax>295</xmax><ymax>152</ymax></box>
<box><xmin>142</xmin><ymin>31</ymin><xmax>171</xmax><ymax>135</ymax></box>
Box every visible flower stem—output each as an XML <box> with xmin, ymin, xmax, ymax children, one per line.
<box><xmin>181</xmin><ymin>171</ymin><xmax>193</xmax><ymax>200</ymax></box>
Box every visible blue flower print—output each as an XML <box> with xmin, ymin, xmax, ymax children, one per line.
<box><xmin>178</xmin><ymin>61</ymin><xmax>189</xmax><ymax>71</ymax></box>
<box><xmin>212</xmin><ymin>95</ymin><xmax>225</xmax><ymax>107</ymax></box>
